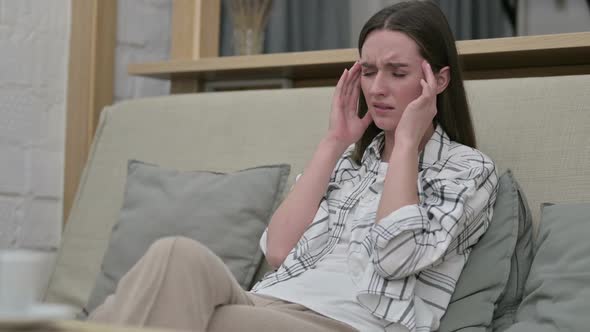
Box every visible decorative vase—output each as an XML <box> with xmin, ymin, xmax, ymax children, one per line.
<box><xmin>233</xmin><ymin>27</ymin><xmax>265</xmax><ymax>55</ymax></box>
<box><xmin>230</xmin><ymin>0</ymin><xmax>273</xmax><ymax>56</ymax></box>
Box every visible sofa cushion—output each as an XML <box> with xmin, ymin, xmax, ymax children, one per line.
<box><xmin>84</xmin><ymin>160</ymin><xmax>290</xmax><ymax>314</ymax></box>
<box><xmin>504</xmin><ymin>203</ymin><xmax>590</xmax><ymax>332</ymax></box>
<box><xmin>439</xmin><ymin>170</ymin><xmax>532</xmax><ymax>332</ymax></box>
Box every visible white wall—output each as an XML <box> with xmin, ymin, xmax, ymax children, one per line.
<box><xmin>518</xmin><ymin>0</ymin><xmax>590</xmax><ymax>35</ymax></box>
<box><xmin>0</xmin><ymin>0</ymin><xmax>172</xmax><ymax>246</ymax></box>
<box><xmin>0</xmin><ymin>0</ymin><xmax>70</xmax><ymax>250</ymax></box>
<box><xmin>114</xmin><ymin>0</ymin><xmax>172</xmax><ymax>103</ymax></box>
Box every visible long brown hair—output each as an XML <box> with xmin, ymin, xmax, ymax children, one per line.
<box><xmin>351</xmin><ymin>0</ymin><xmax>476</xmax><ymax>164</ymax></box>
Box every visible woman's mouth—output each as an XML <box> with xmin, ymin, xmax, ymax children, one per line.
<box><xmin>372</xmin><ymin>103</ymin><xmax>394</xmax><ymax>113</ymax></box>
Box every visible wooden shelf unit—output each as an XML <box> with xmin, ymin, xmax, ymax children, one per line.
<box><xmin>128</xmin><ymin>32</ymin><xmax>590</xmax><ymax>91</ymax></box>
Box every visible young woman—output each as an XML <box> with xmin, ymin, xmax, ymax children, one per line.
<box><xmin>90</xmin><ymin>2</ymin><xmax>497</xmax><ymax>331</ymax></box>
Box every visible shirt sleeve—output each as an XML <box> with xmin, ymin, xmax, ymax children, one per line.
<box><xmin>369</xmin><ymin>163</ymin><xmax>498</xmax><ymax>280</ymax></box>
<box><xmin>259</xmin><ymin>173</ymin><xmax>304</xmax><ymax>257</ymax></box>
<box><xmin>259</xmin><ymin>227</ymin><xmax>269</xmax><ymax>256</ymax></box>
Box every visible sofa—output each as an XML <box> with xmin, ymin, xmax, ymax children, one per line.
<box><xmin>44</xmin><ymin>73</ymin><xmax>590</xmax><ymax>331</ymax></box>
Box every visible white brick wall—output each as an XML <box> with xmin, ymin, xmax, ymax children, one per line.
<box><xmin>0</xmin><ymin>0</ymin><xmax>171</xmax><ymax>250</ymax></box>
<box><xmin>114</xmin><ymin>0</ymin><xmax>171</xmax><ymax>102</ymax></box>
<box><xmin>0</xmin><ymin>0</ymin><xmax>70</xmax><ymax>249</ymax></box>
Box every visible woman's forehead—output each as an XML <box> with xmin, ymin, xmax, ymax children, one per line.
<box><xmin>360</xmin><ymin>49</ymin><xmax>422</xmax><ymax>68</ymax></box>
<box><xmin>361</xmin><ymin>30</ymin><xmax>421</xmax><ymax>62</ymax></box>
<box><xmin>362</xmin><ymin>51</ymin><xmax>408</xmax><ymax>62</ymax></box>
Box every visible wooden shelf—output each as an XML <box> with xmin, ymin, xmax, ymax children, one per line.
<box><xmin>128</xmin><ymin>32</ymin><xmax>590</xmax><ymax>82</ymax></box>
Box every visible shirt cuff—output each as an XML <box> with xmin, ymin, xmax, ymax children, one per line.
<box><xmin>370</xmin><ymin>204</ymin><xmax>425</xmax><ymax>249</ymax></box>
<box><xmin>259</xmin><ymin>228</ymin><xmax>268</xmax><ymax>255</ymax></box>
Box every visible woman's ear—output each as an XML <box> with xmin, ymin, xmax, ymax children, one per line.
<box><xmin>435</xmin><ymin>66</ymin><xmax>450</xmax><ymax>94</ymax></box>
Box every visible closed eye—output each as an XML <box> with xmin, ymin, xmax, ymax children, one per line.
<box><xmin>362</xmin><ymin>71</ymin><xmax>375</xmax><ymax>76</ymax></box>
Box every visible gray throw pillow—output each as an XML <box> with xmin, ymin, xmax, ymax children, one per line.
<box><xmin>492</xmin><ymin>175</ymin><xmax>534</xmax><ymax>332</ymax></box>
<box><xmin>504</xmin><ymin>203</ymin><xmax>590</xmax><ymax>332</ymax></box>
<box><xmin>85</xmin><ymin>160</ymin><xmax>290</xmax><ymax>314</ymax></box>
<box><xmin>439</xmin><ymin>170</ymin><xmax>532</xmax><ymax>332</ymax></box>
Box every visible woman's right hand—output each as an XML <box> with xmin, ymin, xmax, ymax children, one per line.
<box><xmin>326</xmin><ymin>61</ymin><xmax>373</xmax><ymax>149</ymax></box>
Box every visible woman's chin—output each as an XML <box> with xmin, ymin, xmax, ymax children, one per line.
<box><xmin>373</xmin><ymin>118</ymin><xmax>398</xmax><ymax>132</ymax></box>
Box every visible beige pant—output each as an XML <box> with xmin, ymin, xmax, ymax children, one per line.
<box><xmin>89</xmin><ymin>237</ymin><xmax>358</xmax><ymax>332</ymax></box>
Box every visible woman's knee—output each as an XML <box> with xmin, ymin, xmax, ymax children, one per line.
<box><xmin>149</xmin><ymin>236</ymin><xmax>221</xmax><ymax>269</ymax></box>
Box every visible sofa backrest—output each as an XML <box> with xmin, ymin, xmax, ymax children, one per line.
<box><xmin>467</xmin><ymin>75</ymin><xmax>590</xmax><ymax>227</ymax></box>
<box><xmin>46</xmin><ymin>74</ymin><xmax>590</xmax><ymax>312</ymax></box>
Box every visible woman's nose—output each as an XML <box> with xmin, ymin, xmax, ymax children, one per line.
<box><xmin>369</xmin><ymin>72</ymin><xmax>387</xmax><ymax>97</ymax></box>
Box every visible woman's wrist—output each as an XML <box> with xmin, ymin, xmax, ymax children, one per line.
<box><xmin>390</xmin><ymin>140</ymin><xmax>419</xmax><ymax>161</ymax></box>
<box><xmin>320</xmin><ymin>135</ymin><xmax>352</xmax><ymax>156</ymax></box>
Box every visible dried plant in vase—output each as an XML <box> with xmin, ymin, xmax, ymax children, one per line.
<box><xmin>230</xmin><ymin>0</ymin><xmax>273</xmax><ymax>55</ymax></box>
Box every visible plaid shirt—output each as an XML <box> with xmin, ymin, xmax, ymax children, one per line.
<box><xmin>251</xmin><ymin>125</ymin><xmax>498</xmax><ymax>332</ymax></box>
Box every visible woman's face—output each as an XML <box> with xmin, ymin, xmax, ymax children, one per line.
<box><xmin>360</xmin><ymin>29</ymin><xmax>426</xmax><ymax>133</ymax></box>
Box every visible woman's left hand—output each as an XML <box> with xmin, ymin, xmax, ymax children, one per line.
<box><xmin>394</xmin><ymin>61</ymin><xmax>438</xmax><ymax>150</ymax></box>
